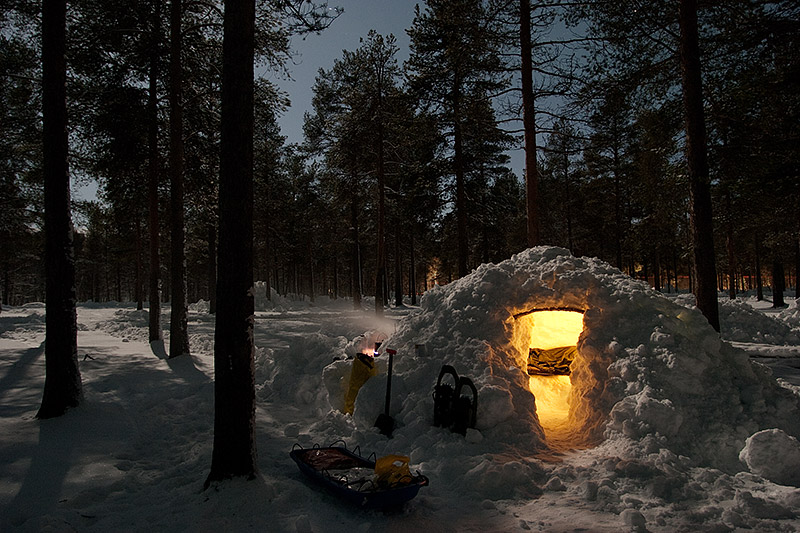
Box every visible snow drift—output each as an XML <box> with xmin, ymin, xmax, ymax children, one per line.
<box><xmin>341</xmin><ymin>247</ymin><xmax>800</xmax><ymax>473</ymax></box>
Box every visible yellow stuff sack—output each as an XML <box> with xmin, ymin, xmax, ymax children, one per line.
<box><xmin>374</xmin><ymin>454</ymin><xmax>411</xmax><ymax>488</ymax></box>
<box><xmin>344</xmin><ymin>354</ymin><xmax>377</xmax><ymax>414</ymax></box>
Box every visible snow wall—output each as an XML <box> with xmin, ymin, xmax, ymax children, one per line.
<box><xmin>346</xmin><ymin>247</ymin><xmax>800</xmax><ymax>472</ymax></box>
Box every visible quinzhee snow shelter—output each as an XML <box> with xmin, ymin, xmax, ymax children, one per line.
<box><xmin>349</xmin><ymin>247</ymin><xmax>800</xmax><ymax>473</ymax></box>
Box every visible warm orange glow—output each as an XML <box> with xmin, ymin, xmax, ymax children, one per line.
<box><xmin>529</xmin><ymin>374</ymin><xmax>571</xmax><ymax>431</ymax></box>
<box><xmin>519</xmin><ymin>310</ymin><xmax>584</xmax><ymax>434</ymax></box>
<box><xmin>527</xmin><ymin>310</ymin><xmax>584</xmax><ymax>350</ymax></box>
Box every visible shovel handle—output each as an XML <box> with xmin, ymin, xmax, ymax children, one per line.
<box><xmin>384</xmin><ymin>349</ymin><xmax>395</xmax><ymax>415</ymax></box>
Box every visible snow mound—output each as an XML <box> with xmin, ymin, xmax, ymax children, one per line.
<box><xmin>252</xmin><ymin>281</ymin><xmax>354</xmax><ymax>312</ymax></box>
<box><xmin>739</xmin><ymin>429</ymin><xmax>800</xmax><ymax>487</ymax></box>
<box><xmin>347</xmin><ymin>247</ymin><xmax>800</xmax><ymax>473</ymax></box>
<box><xmin>719</xmin><ymin>298</ymin><xmax>800</xmax><ymax>344</ymax></box>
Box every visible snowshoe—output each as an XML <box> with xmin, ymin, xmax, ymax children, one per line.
<box><xmin>451</xmin><ymin>376</ymin><xmax>478</xmax><ymax>436</ymax></box>
<box><xmin>433</xmin><ymin>364</ymin><xmax>459</xmax><ymax>427</ymax></box>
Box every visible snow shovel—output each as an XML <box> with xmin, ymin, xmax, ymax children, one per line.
<box><xmin>374</xmin><ymin>348</ymin><xmax>396</xmax><ymax>438</ymax></box>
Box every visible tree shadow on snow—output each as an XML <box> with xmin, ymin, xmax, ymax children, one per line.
<box><xmin>0</xmin><ymin>342</ymin><xmax>44</xmax><ymax>418</ymax></box>
<box><xmin>1</xmin><ymin>413</ymin><xmax>75</xmax><ymax>530</ymax></box>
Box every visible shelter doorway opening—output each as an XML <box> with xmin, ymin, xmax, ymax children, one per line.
<box><xmin>514</xmin><ymin>308</ymin><xmax>585</xmax><ymax>439</ymax></box>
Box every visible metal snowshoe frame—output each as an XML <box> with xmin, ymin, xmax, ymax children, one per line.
<box><xmin>433</xmin><ymin>365</ymin><xmax>478</xmax><ymax>435</ymax></box>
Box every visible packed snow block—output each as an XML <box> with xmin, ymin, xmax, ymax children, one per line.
<box><xmin>370</xmin><ymin>246</ymin><xmax>800</xmax><ymax>474</ymax></box>
<box><xmin>739</xmin><ymin>429</ymin><xmax>800</xmax><ymax>487</ymax></box>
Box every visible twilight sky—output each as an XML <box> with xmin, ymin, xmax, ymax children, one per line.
<box><xmin>270</xmin><ymin>0</ymin><xmax>419</xmax><ymax>146</ymax></box>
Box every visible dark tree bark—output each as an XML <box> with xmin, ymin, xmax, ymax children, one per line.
<box><xmin>350</xmin><ymin>195</ymin><xmax>362</xmax><ymax>309</ymax></box>
<box><xmin>520</xmin><ymin>0</ymin><xmax>539</xmax><ymax>248</ymax></box>
<box><xmin>679</xmin><ymin>0</ymin><xmax>720</xmax><ymax>332</ymax></box>
<box><xmin>755</xmin><ymin>235</ymin><xmax>763</xmax><ymax>301</ymax></box>
<box><xmin>394</xmin><ymin>228</ymin><xmax>402</xmax><ymax>307</ymax></box>
<box><xmin>136</xmin><ymin>217</ymin><xmax>143</xmax><ymax>310</ymax></box>
<box><xmin>206</xmin><ymin>0</ymin><xmax>257</xmax><ymax>486</ymax></box>
<box><xmin>148</xmin><ymin>0</ymin><xmax>163</xmax><ymax>346</ymax></box>
<box><xmin>38</xmin><ymin>0</ymin><xmax>82</xmax><ymax>419</ymax></box>
<box><xmin>169</xmin><ymin>0</ymin><xmax>189</xmax><ymax>358</ymax></box>
<box><xmin>653</xmin><ymin>252</ymin><xmax>662</xmax><ymax>292</ymax></box>
<box><xmin>374</xmin><ymin>90</ymin><xmax>387</xmax><ymax>315</ymax></box>
<box><xmin>725</xmin><ymin>217</ymin><xmax>736</xmax><ymax>300</ymax></box>
<box><xmin>409</xmin><ymin>230</ymin><xmax>417</xmax><ymax>306</ymax></box>
<box><xmin>453</xmin><ymin>81</ymin><xmax>468</xmax><ymax>277</ymax></box>
<box><xmin>207</xmin><ymin>223</ymin><xmax>216</xmax><ymax>314</ymax></box>
<box><xmin>772</xmin><ymin>260</ymin><xmax>785</xmax><ymax>308</ymax></box>
<box><xmin>795</xmin><ymin>237</ymin><xmax>799</xmax><ymax>299</ymax></box>
<box><xmin>612</xmin><ymin>144</ymin><xmax>623</xmax><ymax>270</ymax></box>
<box><xmin>307</xmin><ymin>239</ymin><xmax>315</xmax><ymax>302</ymax></box>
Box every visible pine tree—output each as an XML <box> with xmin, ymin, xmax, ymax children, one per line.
<box><xmin>38</xmin><ymin>0</ymin><xmax>82</xmax><ymax>419</ymax></box>
<box><xmin>407</xmin><ymin>0</ymin><xmax>507</xmax><ymax>277</ymax></box>
<box><xmin>206</xmin><ymin>0</ymin><xmax>257</xmax><ymax>484</ymax></box>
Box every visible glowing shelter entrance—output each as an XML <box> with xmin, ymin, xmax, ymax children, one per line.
<box><xmin>514</xmin><ymin>308</ymin><xmax>585</xmax><ymax>438</ymax></box>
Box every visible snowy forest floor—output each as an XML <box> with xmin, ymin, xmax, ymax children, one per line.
<box><xmin>1</xmin><ymin>292</ymin><xmax>799</xmax><ymax>532</ymax></box>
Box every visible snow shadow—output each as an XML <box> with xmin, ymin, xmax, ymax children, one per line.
<box><xmin>0</xmin><ymin>342</ymin><xmax>44</xmax><ymax>418</ymax></box>
<box><xmin>2</xmin><ymin>415</ymin><xmax>74</xmax><ymax>530</ymax></box>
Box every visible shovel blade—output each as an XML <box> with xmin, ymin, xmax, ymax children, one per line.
<box><xmin>375</xmin><ymin>413</ymin><xmax>394</xmax><ymax>438</ymax></box>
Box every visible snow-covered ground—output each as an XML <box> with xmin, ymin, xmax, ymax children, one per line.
<box><xmin>2</xmin><ymin>248</ymin><xmax>800</xmax><ymax>532</ymax></box>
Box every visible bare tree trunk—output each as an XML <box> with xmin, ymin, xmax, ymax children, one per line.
<box><xmin>350</xmin><ymin>194</ymin><xmax>362</xmax><ymax>309</ymax></box>
<box><xmin>772</xmin><ymin>259</ymin><xmax>785</xmax><ymax>308</ymax></box>
<box><xmin>375</xmin><ymin>117</ymin><xmax>386</xmax><ymax>316</ymax></box>
<box><xmin>726</xmin><ymin>220</ymin><xmax>736</xmax><ymax>300</ymax></box>
<box><xmin>38</xmin><ymin>0</ymin><xmax>82</xmax><ymax>419</ymax></box>
<box><xmin>755</xmin><ymin>235</ymin><xmax>763</xmax><ymax>300</ymax></box>
<box><xmin>795</xmin><ymin>237</ymin><xmax>799</xmax><ymax>299</ymax></box>
<box><xmin>206</xmin><ymin>0</ymin><xmax>257</xmax><ymax>487</ymax></box>
<box><xmin>679</xmin><ymin>0</ymin><xmax>719</xmax><ymax>332</ymax></box>
<box><xmin>520</xmin><ymin>0</ymin><xmax>538</xmax><ymax>247</ymax></box>
<box><xmin>453</xmin><ymin>81</ymin><xmax>468</xmax><ymax>277</ymax></box>
<box><xmin>148</xmin><ymin>0</ymin><xmax>163</xmax><ymax>346</ymax></box>
<box><xmin>409</xmin><ymin>230</ymin><xmax>417</xmax><ymax>306</ymax></box>
<box><xmin>394</xmin><ymin>227</ymin><xmax>402</xmax><ymax>307</ymax></box>
<box><xmin>136</xmin><ymin>217</ymin><xmax>143</xmax><ymax>310</ymax></box>
<box><xmin>307</xmin><ymin>239</ymin><xmax>315</xmax><ymax>303</ymax></box>
<box><xmin>612</xmin><ymin>144</ymin><xmax>623</xmax><ymax>269</ymax></box>
<box><xmin>208</xmin><ymin>223</ymin><xmax>216</xmax><ymax>314</ymax></box>
<box><xmin>168</xmin><ymin>0</ymin><xmax>189</xmax><ymax>358</ymax></box>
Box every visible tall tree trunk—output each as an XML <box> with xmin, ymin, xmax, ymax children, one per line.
<box><xmin>409</xmin><ymin>229</ymin><xmax>417</xmax><ymax>306</ymax></box>
<box><xmin>755</xmin><ymin>234</ymin><xmax>763</xmax><ymax>301</ymax></box>
<box><xmin>612</xmin><ymin>144</ymin><xmax>623</xmax><ymax>269</ymax></box>
<box><xmin>350</xmin><ymin>194</ymin><xmax>362</xmax><ymax>309</ymax></box>
<box><xmin>795</xmin><ymin>237</ymin><xmax>799</xmax><ymax>299</ymax></box>
<box><xmin>394</xmin><ymin>227</ymin><xmax>402</xmax><ymax>307</ymax></box>
<box><xmin>653</xmin><ymin>252</ymin><xmax>662</xmax><ymax>292</ymax></box>
<box><xmin>38</xmin><ymin>0</ymin><xmax>82</xmax><ymax>419</ymax></box>
<box><xmin>375</xmin><ymin>112</ymin><xmax>386</xmax><ymax>316</ymax></box>
<box><xmin>148</xmin><ymin>0</ymin><xmax>163</xmax><ymax>346</ymax></box>
<box><xmin>206</xmin><ymin>0</ymin><xmax>257</xmax><ymax>487</ymax></box>
<box><xmin>307</xmin><ymin>239</ymin><xmax>315</xmax><ymax>303</ymax></box>
<box><xmin>208</xmin><ymin>223</ymin><xmax>216</xmax><ymax>314</ymax></box>
<box><xmin>725</xmin><ymin>211</ymin><xmax>736</xmax><ymax>300</ymax></box>
<box><xmin>169</xmin><ymin>0</ymin><xmax>189</xmax><ymax>358</ymax></box>
<box><xmin>453</xmin><ymin>81</ymin><xmax>468</xmax><ymax>277</ymax></box>
<box><xmin>135</xmin><ymin>217</ymin><xmax>143</xmax><ymax>310</ymax></box>
<box><xmin>679</xmin><ymin>0</ymin><xmax>719</xmax><ymax>332</ymax></box>
<box><xmin>520</xmin><ymin>0</ymin><xmax>538</xmax><ymax>247</ymax></box>
<box><xmin>2</xmin><ymin>263</ymin><xmax>9</xmax><ymax>311</ymax></box>
<box><xmin>772</xmin><ymin>259</ymin><xmax>785</xmax><ymax>308</ymax></box>
<box><xmin>332</xmin><ymin>259</ymin><xmax>338</xmax><ymax>299</ymax></box>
